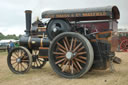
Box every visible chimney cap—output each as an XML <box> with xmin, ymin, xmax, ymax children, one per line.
<box><xmin>25</xmin><ymin>10</ymin><xmax>32</xmax><ymax>13</ymax></box>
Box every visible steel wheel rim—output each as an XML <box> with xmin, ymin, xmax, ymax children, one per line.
<box><xmin>49</xmin><ymin>34</ymin><xmax>91</xmax><ymax>77</ymax></box>
<box><xmin>32</xmin><ymin>50</ymin><xmax>46</xmax><ymax>69</ymax></box>
<box><xmin>8</xmin><ymin>48</ymin><xmax>31</xmax><ymax>73</ymax></box>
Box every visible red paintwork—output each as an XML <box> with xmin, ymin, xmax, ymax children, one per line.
<box><xmin>120</xmin><ymin>39</ymin><xmax>128</xmax><ymax>52</ymax></box>
<box><xmin>78</xmin><ymin>22</ymin><xmax>109</xmax><ymax>33</ymax></box>
<box><xmin>118</xmin><ymin>32</ymin><xmax>128</xmax><ymax>52</ymax></box>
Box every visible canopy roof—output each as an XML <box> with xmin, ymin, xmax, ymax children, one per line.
<box><xmin>42</xmin><ymin>6</ymin><xmax>120</xmax><ymax>21</ymax></box>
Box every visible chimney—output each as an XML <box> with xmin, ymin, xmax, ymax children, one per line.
<box><xmin>25</xmin><ymin>10</ymin><xmax>32</xmax><ymax>36</ymax></box>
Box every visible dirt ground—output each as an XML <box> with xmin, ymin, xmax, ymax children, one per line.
<box><xmin>0</xmin><ymin>52</ymin><xmax>128</xmax><ymax>85</ymax></box>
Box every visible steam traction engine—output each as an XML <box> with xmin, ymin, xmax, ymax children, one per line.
<box><xmin>7</xmin><ymin>6</ymin><xmax>120</xmax><ymax>78</ymax></box>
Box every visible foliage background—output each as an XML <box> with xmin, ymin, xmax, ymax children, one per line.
<box><xmin>0</xmin><ymin>32</ymin><xmax>21</xmax><ymax>40</ymax></box>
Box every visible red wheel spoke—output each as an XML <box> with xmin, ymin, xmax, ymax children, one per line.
<box><xmin>75</xmin><ymin>58</ymin><xmax>86</xmax><ymax>64</ymax></box>
<box><xmin>122</xmin><ymin>43</ymin><xmax>125</xmax><ymax>47</ymax></box>
<box><xmin>71</xmin><ymin>61</ymin><xmax>74</xmax><ymax>74</ymax></box>
<box><xmin>73</xmin><ymin>38</ymin><xmax>77</xmax><ymax>49</ymax></box>
<box><xmin>56</xmin><ymin>56</ymin><xmax>65</xmax><ymax>59</ymax></box>
<box><xmin>64</xmin><ymin>37</ymin><xmax>70</xmax><ymax>48</ymax></box>
<box><xmin>78</xmin><ymin>56</ymin><xmax>87</xmax><ymax>60</ymax></box>
<box><xmin>61</xmin><ymin>59</ymin><xmax>67</xmax><ymax>67</ymax></box>
<box><xmin>56</xmin><ymin>58</ymin><xmax>65</xmax><ymax>64</ymax></box>
<box><xmin>63</xmin><ymin>40</ymin><xmax>69</xmax><ymax>51</ymax></box>
<box><xmin>58</xmin><ymin>48</ymin><xmax>66</xmax><ymax>53</ymax></box>
<box><xmin>57</xmin><ymin>42</ymin><xmax>66</xmax><ymax>51</ymax></box>
<box><xmin>76</xmin><ymin>61</ymin><xmax>82</xmax><ymax>70</ymax></box>
<box><xmin>70</xmin><ymin>38</ymin><xmax>74</xmax><ymax>51</ymax></box>
<box><xmin>120</xmin><ymin>39</ymin><xmax>128</xmax><ymax>51</ymax></box>
<box><xmin>53</xmin><ymin>52</ymin><xmax>65</xmax><ymax>55</ymax></box>
<box><xmin>77</xmin><ymin>46</ymin><xmax>85</xmax><ymax>52</ymax></box>
<box><xmin>72</xmin><ymin>60</ymin><xmax>80</xmax><ymax>72</ymax></box>
<box><xmin>77</xmin><ymin>52</ymin><xmax>86</xmax><ymax>56</ymax></box>
<box><xmin>73</xmin><ymin>42</ymin><xmax>82</xmax><ymax>52</ymax></box>
<box><xmin>68</xmin><ymin>60</ymin><xmax>71</xmax><ymax>72</ymax></box>
<box><xmin>122</xmin><ymin>43</ymin><xmax>126</xmax><ymax>48</ymax></box>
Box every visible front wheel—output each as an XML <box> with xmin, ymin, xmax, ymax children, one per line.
<box><xmin>7</xmin><ymin>46</ymin><xmax>32</xmax><ymax>74</ymax></box>
<box><xmin>48</xmin><ymin>32</ymin><xmax>94</xmax><ymax>78</ymax></box>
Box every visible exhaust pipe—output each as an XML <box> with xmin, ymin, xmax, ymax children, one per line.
<box><xmin>25</xmin><ymin>10</ymin><xmax>32</xmax><ymax>36</ymax></box>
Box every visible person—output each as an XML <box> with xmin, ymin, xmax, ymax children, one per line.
<box><xmin>7</xmin><ymin>42</ymin><xmax>10</xmax><ymax>53</ymax></box>
<box><xmin>9</xmin><ymin>41</ymin><xmax>15</xmax><ymax>52</ymax></box>
<box><xmin>15</xmin><ymin>42</ymin><xmax>19</xmax><ymax>47</ymax></box>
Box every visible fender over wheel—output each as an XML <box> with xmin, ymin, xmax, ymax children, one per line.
<box><xmin>7</xmin><ymin>46</ymin><xmax>32</xmax><ymax>74</ymax></box>
<box><xmin>48</xmin><ymin>32</ymin><xmax>94</xmax><ymax>78</ymax></box>
<box><xmin>32</xmin><ymin>50</ymin><xmax>46</xmax><ymax>69</ymax></box>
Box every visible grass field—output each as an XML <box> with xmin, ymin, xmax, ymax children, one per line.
<box><xmin>0</xmin><ymin>52</ymin><xmax>128</xmax><ymax>85</ymax></box>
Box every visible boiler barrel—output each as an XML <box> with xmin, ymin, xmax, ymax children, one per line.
<box><xmin>19</xmin><ymin>36</ymin><xmax>50</xmax><ymax>49</ymax></box>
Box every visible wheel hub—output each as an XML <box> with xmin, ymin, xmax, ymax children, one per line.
<box><xmin>53</xmin><ymin>27</ymin><xmax>57</xmax><ymax>32</ymax></box>
<box><xmin>32</xmin><ymin>55</ymin><xmax>38</xmax><ymax>62</ymax></box>
<box><xmin>16</xmin><ymin>58</ymin><xmax>21</xmax><ymax>63</ymax></box>
<box><xmin>66</xmin><ymin>52</ymin><xmax>73</xmax><ymax>60</ymax></box>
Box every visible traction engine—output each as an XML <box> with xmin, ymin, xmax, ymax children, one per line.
<box><xmin>7</xmin><ymin>6</ymin><xmax>120</xmax><ymax>78</ymax></box>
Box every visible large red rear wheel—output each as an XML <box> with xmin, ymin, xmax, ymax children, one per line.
<box><xmin>48</xmin><ymin>32</ymin><xmax>94</xmax><ymax>78</ymax></box>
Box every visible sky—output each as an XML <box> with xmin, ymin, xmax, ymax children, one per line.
<box><xmin>0</xmin><ymin>0</ymin><xmax>127</xmax><ymax>35</ymax></box>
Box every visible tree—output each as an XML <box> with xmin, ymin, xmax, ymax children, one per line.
<box><xmin>0</xmin><ymin>32</ymin><xmax>5</xmax><ymax>40</ymax></box>
<box><xmin>0</xmin><ymin>32</ymin><xmax>19</xmax><ymax>40</ymax></box>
